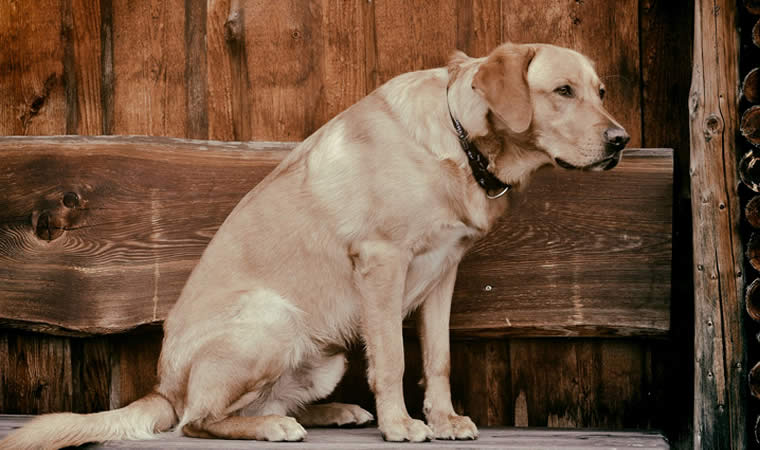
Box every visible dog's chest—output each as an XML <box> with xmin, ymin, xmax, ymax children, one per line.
<box><xmin>403</xmin><ymin>222</ymin><xmax>479</xmax><ymax>310</ymax></box>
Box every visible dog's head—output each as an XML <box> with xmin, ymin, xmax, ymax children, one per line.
<box><xmin>471</xmin><ymin>43</ymin><xmax>629</xmax><ymax>171</ymax></box>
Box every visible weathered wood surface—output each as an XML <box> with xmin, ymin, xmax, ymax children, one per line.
<box><xmin>0</xmin><ymin>136</ymin><xmax>671</xmax><ymax>337</ymax></box>
<box><xmin>0</xmin><ymin>415</ymin><xmax>670</xmax><ymax>449</ymax></box>
<box><xmin>689</xmin><ymin>0</ymin><xmax>746</xmax><ymax>449</ymax></box>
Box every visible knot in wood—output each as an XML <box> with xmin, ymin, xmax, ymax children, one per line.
<box><xmin>224</xmin><ymin>11</ymin><xmax>243</xmax><ymax>42</ymax></box>
<box><xmin>703</xmin><ymin>114</ymin><xmax>723</xmax><ymax>141</ymax></box>
<box><xmin>34</xmin><ymin>211</ymin><xmax>64</xmax><ymax>241</ymax></box>
<box><xmin>705</xmin><ymin>114</ymin><xmax>722</xmax><ymax>132</ymax></box>
<box><xmin>63</xmin><ymin>192</ymin><xmax>80</xmax><ymax>208</ymax></box>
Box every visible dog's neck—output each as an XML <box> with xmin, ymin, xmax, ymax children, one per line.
<box><xmin>446</xmin><ymin>57</ymin><xmax>551</xmax><ymax>192</ymax></box>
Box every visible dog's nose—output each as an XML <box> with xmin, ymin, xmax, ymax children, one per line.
<box><xmin>603</xmin><ymin>127</ymin><xmax>630</xmax><ymax>152</ymax></box>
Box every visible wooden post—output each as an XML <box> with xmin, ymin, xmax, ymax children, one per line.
<box><xmin>689</xmin><ymin>0</ymin><xmax>746</xmax><ymax>449</ymax></box>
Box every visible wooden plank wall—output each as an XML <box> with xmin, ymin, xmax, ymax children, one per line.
<box><xmin>0</xmin><ymin>0</ymin><xmax>693</xmax><ymax>444</ymax></box>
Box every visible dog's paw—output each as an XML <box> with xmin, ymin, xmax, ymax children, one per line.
<box><xmin>427</xmin><ymin>413</ymin><xmax>478</xmax><ymax>440</ymax></box>
<box><xmin>330</xmin><ymin>403</ymin><xmax>374</xmax><ymax>426</ymax></box>
<box><xmin>298</xmin><ymin>402</ymin><xmax>374</xmax><ymax>427</ymax></box>
<box><xmin>259</xmin><ymin>416</ymin><xmax>307</xmax><ymax>441</ymax></box>
<box><xmin>380</xmin><ymin>417</ymin><xmax>433</xmax><ymax>442</ymax></box>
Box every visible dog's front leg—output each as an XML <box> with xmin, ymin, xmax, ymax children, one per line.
<box><xmin>417</xmin><ymin>265</ymin><xmax>478</xmax><ymax>440</ymax></box>
<box><xmin>351</xmin><ymin>240</ymin><xmax>433</xmax><ymax>442</ymax></box>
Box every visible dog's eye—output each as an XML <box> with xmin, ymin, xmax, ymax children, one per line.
<box><xmin>599</xmin><ymin>87</ymin><xmax>606</xmax><ymax>100</ymax></box>
<box><xmin>554</xmin><ymin>85</ymin><xmax>574</xmax><ymax>98</ymax></box>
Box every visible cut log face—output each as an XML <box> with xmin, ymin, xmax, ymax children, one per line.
<box><xmin>748</xmin><ymin>233</ymin><xmax>760</xmax><ymax>273</ymax></box>
<box><xmin>744</xmin><ymin>68</ymin><xmax>760</xmax><ymax>104</ymax></box>
<box><xmin>747</xmin><ymin>196</ymin><xmax>760</xmax><ymax>228</ymax></box>
<box><xmin>741</xmin><ymin>106</ymin><xmax>760</xmax><ymax>147</ymax></box>
<box><xmin>754</xmin><ymin>20</ymin><xmax>760</xmax><ymax>48</ymax></box>
<box><xmin>740</xmin><ymin>151</ymin><xmax>760</xmax><ymax>193</ymax></box>
<box><xmin>0</xmin><ymin>137</ymin><xmax>673</xmax><ymax>338</ymax></box>
<box><xmin>747</xmin><ymin>278</ymin><xmax>760</xmax><ymax>322</ymax></box>
<box><xmin>751</xmin><ymin>361</ymin><xmax>760</xmax><ymax>399</ymax></box>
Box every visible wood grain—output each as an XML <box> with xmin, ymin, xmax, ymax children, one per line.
<box><xmin>510</xmin><ymin>339</ymin><xmax>646</xmax><ymax>429</ymax></box>
<box><xmin>70</xmin><ymin>337</ymin><xmax>111</xmax><ymax>413</ymax></box>
<box><xmin>111</xmin><ymin>0</ymin><xmax>186</xmax><ymax>136</ymax></box>
<box><xmin>501</xmin><ymin>0</ymin><xmax>642</xmax><ymax>149</ymax></box>
<box><xmin>689</xmin><ymin>0</ymin><xmax>747</xmax><ymax>448</ymax></box>
<box><xmin>0</xmin><ymin>332</ymin><xmax>72</xmax><ymax>414</ymax></box>
<box><xmin>0</xmin><ymin>416</ymin><xmax>671</xmax><ymax>449</ymax></box>
<box><xmin>0</xmin><ymin>137</ymin><xmax>671</xmax><ymax>337</ymax></box>
<box><xmin>0</xmin><ymin>0</ymin><xmax>67</xmax><ymax>135</ymax></box>
<box><xmin>109</xmin><ymin>331</ymin><xmax>162</xmax><ymax>409</ymax></box>
<box><xmin>62</xmin><ymin>0</ymin><xmax>103</xmax><ymax>135</ymax></box>
<box><xmin>184</xmin><ymin>0</ymin><xmax>208</xmax><ymax>140</ymax></box>
<box><xmin>371</xmin><ymin>0</ymin><xmax>501</xmax><ymax>91</ymax></box>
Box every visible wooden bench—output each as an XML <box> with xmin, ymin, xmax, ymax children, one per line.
<box><xmin>0</xmin><ymin>136</ymin><xmax>673</xmax><ymax>339</ymax></box>
<box><xmin>0</xmin><ymin>415</ymin><xmax>669</xmax><ymax>449</ymax></box>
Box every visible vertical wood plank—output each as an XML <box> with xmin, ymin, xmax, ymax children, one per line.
<box><xmin>206</xmin><ymin>0</ymin><xmax>238</xmax><ymax>141</ymax></box>
<box><xmin>501</xmin><ymin>0</ymin><xmax>642</xmax><ymax>148</ymax></box>
<box><xmin>111</xmin><ymin>0</ymin><xmax>187</xmax><ymax>136</ymax></box>
<box><xmin>184</xmin><ymin>0</ymin><xmax>208</xmax><ymax>139</ymax></box>
<box><xmin>372</xmin><ymin>0</ymin><xmax>458</xmax><ymax>88</ymax></box>
<box><xmin>0</xmin><ymin>333</ymin><xmax>6</xmax><ymax>411</ymax></box>
<box><xmin>455</xmin><ymin>0</ymin><xmax>502</xmax><ymax>58</ymax></box>
<box><xmin>0</xmin><ymin>332</ymin><xmax>72</xmax><ymax>414</ymax></box>
<box><xmin>241</xmin><ymin>0</ymin><xmax>324</xmax><ymax>140</ymax></box>
<box><xmin>689</xmin><ymin>0</ymin><xmax>745</xmax><ymax>448</ymax></box>
<box><xmin>451</xmin><ymin>341</ymin><xmax>510</xmax><ymax>426</ymax></box>
<box><xmin>66</xmin><ymin>0</ymin><xmax>105</xmax><ymax>135</ymax></box>
<box><xmin>509</xmin><ymin>340</ymin><xmax>651</xmax><ymax>429</ymax></box>
<box><xmin>370</xmin><ymin>0</ymin><xmax>502</xmax><ymax>89</ymax></box>
<box><xmin>70</xmin><ymin>337</ymin><xmax>111</xmax><ymax>413</ymax></box>
<box><xmin>0</xmin><ymin>0</ymin><xmax>67</xmax><ymax>136</ymax></box>
<box><xmin>321</xmin><ymin>0</ymin><xmax>367</xmax><ymax>122</ymax></box>
<box><xmin>639</xmin><ymin>0</ymin><xmax>693</xmax><ymax>195</ymax></box>
<box><xmin>640</xmin><ymin>5</ymin><xmax>694</xmax><ymax>448</ymax></box>
<box><xmin>100</xmin><ymin>0</ymin><xmax>114</xmax><ymax>135</ymax></box>
<box><xmin>110</xmin><ymin>331</ymin><xmax>163</xmax><ymax>408</ymax></box>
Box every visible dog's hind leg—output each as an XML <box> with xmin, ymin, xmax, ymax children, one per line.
<box><xmin>179</xmin><ymin>351</ymin><xmax>308</xmax><ymax>441</ymax></box>
<box><xmin>243</xmin><ymin>352</ymin><xmax>374</xmax><ymax>427</ymax></box>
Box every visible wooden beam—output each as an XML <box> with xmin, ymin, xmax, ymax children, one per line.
<box><xmin>0</xmin><ymin>136</ymin><xmax>671</xmax><ymax>338</ymax></box>
<box><xmin>689</xmin><ymin>0</ymin><xmax>747</xmax><ymax>449</ymax></box>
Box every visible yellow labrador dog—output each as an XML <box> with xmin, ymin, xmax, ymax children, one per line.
<box><xmin>2</xmin><ymin>42</ymin><xmax>628</xmax><ymax>448</ymax></box>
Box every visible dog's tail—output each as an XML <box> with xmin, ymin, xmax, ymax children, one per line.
<box><xmin>0</xmin><ymin>392</ymin><xmax>176</xmax><ymax>450</ymax></box>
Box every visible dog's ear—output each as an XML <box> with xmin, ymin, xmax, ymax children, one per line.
<box><xmin>472</xmin><ymin>44</ymin><xmax>535</xmax><ymax>134</ymax></box>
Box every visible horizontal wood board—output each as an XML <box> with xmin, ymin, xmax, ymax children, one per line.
<box><xmin>0</xmin><ymin>136</ymin><xmax>671</xmax><ymax>337</ymax></box>
<box><xmin>0</xmin><ymin>415</ymin><xmax>669</xmax><ymax>449</ymax></box>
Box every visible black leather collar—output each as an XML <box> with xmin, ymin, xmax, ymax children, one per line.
<box><xmin>446</xmin><ymin>89</ymin><xmax>511</xmax><ymax>199</ymax></box>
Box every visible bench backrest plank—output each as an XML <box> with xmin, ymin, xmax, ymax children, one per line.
<box><xmin>0</xmin><ymin>137</ymin><xmax>672</xmax><ymax>337</ymax></box>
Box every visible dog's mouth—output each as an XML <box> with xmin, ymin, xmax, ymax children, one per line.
<box><xmin>555</xmin><ymin>152</ymin><xmax>622</xmax><ymax>171</ymax></box>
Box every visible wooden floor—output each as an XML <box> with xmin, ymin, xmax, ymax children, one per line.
<box><xmin>0</xmin><ymin>415</ymin><xmax>668</xmax><ymax>449</ymax></box>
